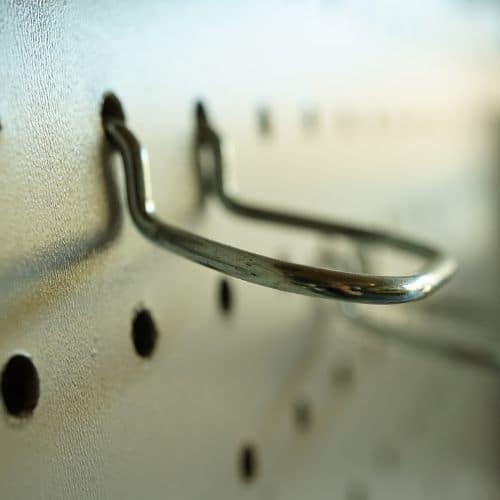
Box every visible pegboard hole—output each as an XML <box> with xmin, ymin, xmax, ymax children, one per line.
<box><xmin>195</xmin><ymin>100</ymin><xmax>208</xmax><ymax>128</ymax></box>
<box><xmin>293</xmin><ymin>400</ymin><xmax>312</xmax><ymax>431</ymax></box>
<box><xmin>219</xmin><ymin>278</ymin><xmax>233</xmax><ymax>314</ymax></box>
<box><xmin>332</xmin><ymin>362</ymin><xmax>354</xmax><ymax>388</ymax></box>
<box><xmin>101</xmin><ymin>92</ymin><xmax>126</xmax><ymax>127</ymax></box>
<box><xmin>132</xmin><ymin>309</ymin><xmax>158</xmax><ymax>358</ymax></box>
<box><xmin>1</xmin><ymin>354</ymin><xmax>40</xmax><ymax>418</ymax></box>
<box><xmin>239</xmin><ymin>443</ymin><xmax>258</xmax><ymax>483</ymax></box>
<box><xmin>301</xmin><ymin>107</ymin><xmax>320</xmax><ymax>132</ymax></box>
<box><xmin>345</xmin><ymin>481</ymin><xmax>370</xmax><ymax>500</ymax></box>
<box><xmin>256</xmin><ymin>106</ymin><xmax>272</xmax><ymax>137</ymax></box>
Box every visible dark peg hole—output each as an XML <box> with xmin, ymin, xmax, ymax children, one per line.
<box><xmin>301</xmin><ymin>107</ymin><xmax>320</xmax><ymax>132</ymax></box>
<box><xmin>294</xmin><ymin>400</ymin><xmax>312</xmax><ymax>431</ymax></box>
<box><xmin>219</xmin><ymin>279</ymin><xmax>233</xmax><ymax>314</ymax></box>
<box><xmin>132</xmin><ymin>309</ymin><xmax>158</xmax><ymax>358</ymax></box>
<box><xmin>345</xmin><ymin>481</ymin><xmax>370</xmax><ymax>500</ymax></box>
<box><xmin>239</xmin><ymin>443</ymin><xmax>258</xmax><ymax>483</ymax></box>
<box><xmin>1</xmin><ymin>354</ymin><xmax>40</xmax><ymax>418</ymax></box>
<box><xmin>195</xmin><ymin>100</ymin><xmax>209</xmax><ymax>128</ymax></box>
<box><xmin>257</xmin><ymin>106</ymin><xmax>272</xmax><ymax>137</ymax></box>
<box><xmin>332</xmin><ymin>362</ymin><xmax>354</xmax><ymax>388</ymax></box>
<box><xmin>101</xmin><ymin>92</ymin><xmax>126</xmax><ymax>128</ymax></box>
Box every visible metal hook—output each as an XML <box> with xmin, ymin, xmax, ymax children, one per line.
<box><xmin>102</xmin><ymin>93</ymin><xmax>456</xmax><ymax>304</ymax></box>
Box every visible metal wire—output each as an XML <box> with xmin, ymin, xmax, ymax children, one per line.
<box><xmin>103</xmin><ymin>95</ymin><xmax>456</xmax><ymax>304</ymax></box>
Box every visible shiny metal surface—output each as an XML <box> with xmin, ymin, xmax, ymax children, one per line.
<box><xmin>2</xmin><ymin>2</ymin><xmax>500</xmax><ymax>499</ymax></box>
<box><xmin>103</xmin><ymin>96</ymin><xmax>456</xmax><ymax>304</ymax></box>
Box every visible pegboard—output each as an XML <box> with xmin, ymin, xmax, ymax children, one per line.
<box><xmin>1</xmin><ymin>2</ymin><xmax>500</xmax><ymax>499</ymax></box>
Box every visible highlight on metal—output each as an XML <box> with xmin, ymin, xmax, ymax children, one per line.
<box><xmin>101</xmin><ymin>92</ymin><xmax>456</xmax><ymax>305</ymax></box>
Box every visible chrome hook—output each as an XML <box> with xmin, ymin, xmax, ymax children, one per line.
<box><xmin>102</xmin><ymin>93</ymin><xmax>456</xmax><ymax>304</ymax></box>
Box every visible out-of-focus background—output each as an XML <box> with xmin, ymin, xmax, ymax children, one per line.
<box><xmin>1</xmin><ymin>1</ymin><xmax>500</xmax><ymax>499</ymax></box>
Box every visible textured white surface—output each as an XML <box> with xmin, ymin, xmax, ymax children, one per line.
<box><xmin>1</xmin><ymin>1</ymin><xmax>500</xmax><ymax>499</ymax></box>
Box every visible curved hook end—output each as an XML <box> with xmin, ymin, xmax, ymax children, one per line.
<box><xmin>102</xmin><ymin>92</ymin><xmax>126</xmax><ymax>127</ymax></box>
<box><xmin>102</xmin><ymin>92</ymin><xmax>127</xmax><ymax>146</ymax></box>
<box><xmin>195</xmin><ymin>100</ymin><xmax>208</xmax><ymax>128</ymax></box>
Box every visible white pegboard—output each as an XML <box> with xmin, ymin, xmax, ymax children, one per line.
<box><xmin>1</xmin><ymin>1</ymin><xmax>500</xmax><ymax>499</ymax></box>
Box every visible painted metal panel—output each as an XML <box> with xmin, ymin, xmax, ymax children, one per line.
<box><xmin>1</xmin><ymin>2</ymin><xmax>499</xmax><ymax>499</ymax></box>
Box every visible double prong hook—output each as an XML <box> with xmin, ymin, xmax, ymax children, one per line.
<box><xmin>102</xmin><ymin>93</ymin><xmax>456</xmax><ymax>304</ymax></box>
